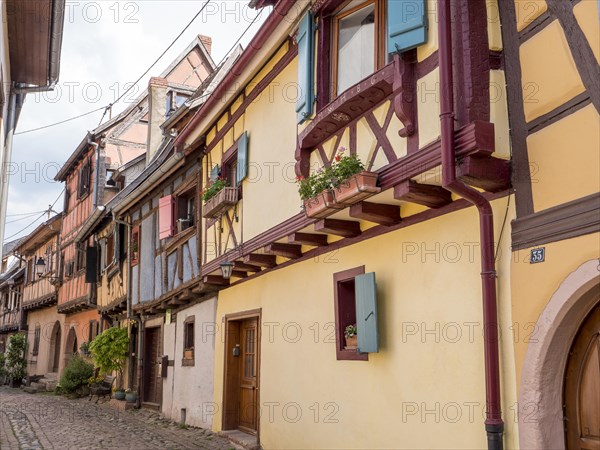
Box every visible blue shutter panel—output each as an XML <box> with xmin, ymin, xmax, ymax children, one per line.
<box><xmin>388</xmin><ymin>0</ymin><xmax>427</xmax><ymax>54</ymax></box>
<box><xmin>295</xmin><ymin>12</ymin><xmax>315</xmax><ymax>124</ymax></box>
<box><xmin>236</xmin><ymin>132</ymin><xmax>249</xmax><ymax>186</ymax></box>
<box><xmin>209</xmin><ymin>164</ymin><xmax>220</xmax><ymax>182</ymax></box>
<box><xmin>355</xmin><ymin>272</ymin><xmax>379</xmax><ymax>353</ymax></box>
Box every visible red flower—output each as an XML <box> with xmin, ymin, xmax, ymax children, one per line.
<box><xmin>296</xmin><ymin>175</ymin><xmax>305</xmax><ymax>181</ymax></box>
<box><xmin>335</xmin><ymin>154</ymin><xmax>341</xmax><ymax>162</ymax></box>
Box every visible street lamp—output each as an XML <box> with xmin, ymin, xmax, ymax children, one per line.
<box><xmin>35</xmin><ymin>257</ymin><xmax>60</xmax><ymax>286</ymax></box>
<box><xmin>219</xmin><ymin>261</ymin><xmax>234</xmax><ymax>280</ymax></box>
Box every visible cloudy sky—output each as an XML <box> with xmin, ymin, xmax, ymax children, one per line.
<box><xmin>4</xmin><ymin>0</ymin><xmax>268</xmax><ymax>242</ymax></box>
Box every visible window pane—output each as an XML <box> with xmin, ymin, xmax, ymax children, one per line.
<box><xmin>337</xmin><ymin>3</ymin><xmax>375</xmax><ymax>94</ymax></box>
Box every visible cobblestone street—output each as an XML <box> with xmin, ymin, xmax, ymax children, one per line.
<box><xmin>0</xmin><ymin>387</ymin><xmax>236</xmax><ymax>449</ymax></box>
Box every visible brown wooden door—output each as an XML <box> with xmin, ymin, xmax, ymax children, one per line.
<box><xmin>565</xmin><ymin>303</ymin><xmax>600</xmax><ymax>450</ymax></box>
<box><xmin>143</xmin><ymin>327</ymin><xmax>163</xmax><ymax>406</ymax></box>
<box><xmin>238</xmin><ymin>318</ymin><xmax>258</xmax><ymax>433</ymax></box>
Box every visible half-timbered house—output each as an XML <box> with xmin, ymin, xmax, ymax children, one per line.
<box><xmin>106</xmin><ymin>48</ymin><xmax>241</xmax><ymax>425</ymax></box>
<box><xmin>0</xmin><ymin>260</ymin><xmax>24</xmax><ymax>349</ymax></box>
<box><xmin>500</xmin><ymin>2</ymin><xmax>600</xmax><ymax>449</ymax></box>
<box><xmin>172</xmin><ymin>0</ymin><xmax>516</xmax><ymax>448</ymax></box>
<box><xmin>54</xmin><ymin>35</ymin><xmax>214</xmax><ymax>376</ymax></box>
<box><xmin>13</xmin><ymin>215</ymin><xmax>63</xmax><ymax>377</ymax></box>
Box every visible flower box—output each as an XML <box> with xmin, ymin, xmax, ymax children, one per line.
<box><xmin>304</xmin><ymin>190</ymin><xmax>343</xmax><ymax>219</ymax></box>
<box><xmin>203</xmin><ymin>187</ymin><xmax>239</xmax><ymax>218</ymax></box>
<box><xmin>334</xmin><ymin>171</ymin><xmax>381</xmax><ymax>205</ymax></box>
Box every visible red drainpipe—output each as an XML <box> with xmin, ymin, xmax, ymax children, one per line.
<box><xmin>438</xmin><ymin>1</ymin><xmax>504</xmax><ymax>448</ymax></box>
<box><xmin>174</xmin><ymin>0</ymin><xmax>296</xmax><ymax>152</ymax></box>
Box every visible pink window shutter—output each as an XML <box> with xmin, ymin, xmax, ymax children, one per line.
<box><xmin>158</xmin><ymin>195</ymin><xmax>174</xmax><ymax>239</ymax></box>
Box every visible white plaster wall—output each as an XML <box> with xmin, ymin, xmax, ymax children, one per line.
<box><xmin>162</xmin><ymin>297</ymin><xmax>217</xmax><ymax>429</ymax></box>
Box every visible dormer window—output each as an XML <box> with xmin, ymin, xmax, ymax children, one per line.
<box><xmin>166</xmin><ymin>91</ymin><xmax>189</xmax><ymax>115</ymax></box>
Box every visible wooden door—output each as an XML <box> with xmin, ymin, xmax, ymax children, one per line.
<box><xmin>238</xmin><ymin>318</ymin><xmax>258</xmax><ymax>433</ymax></box>
<box><xmin>143</xmin><ymin>327</ymin><xmax>163</xmax><ymax>406</ymax></box>
<box><xmin>51</xmin><ymin>324</ymin><xmax>61</xmax><ymax>373</ymax></box>
<box><xmin>565</xmin><ymin>303</ymin><xmax>600</xmax><ymax>450</ymax></box>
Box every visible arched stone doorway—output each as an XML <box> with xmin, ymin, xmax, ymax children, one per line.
<box><xmin>64</xmin><ymin>327</ymin><xmax>78</xmax><ymax>367</ymax></box>
<box><xmin>48</xmin><ymin>321</ymin><xmax>61</xmax><ymax>373</ymax></box>
<box><xmin>518</xmin><ymin>259</ymin><xmax>600</xmax><ymax>449</ymax></box>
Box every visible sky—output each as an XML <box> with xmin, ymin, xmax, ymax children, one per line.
<box><xmin>4</xmin><ymin>0</ymin><xmax>269</xmax><ymax>244</ymax></box>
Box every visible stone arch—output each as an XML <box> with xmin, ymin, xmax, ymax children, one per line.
<box><xmin>518</xmin><ymin>259</ymin><xmax>600</xmax><ymax>449</ymax></box>
<box><xmin>64</xmin><ymin>326</ymin><xmax>78</xmax><ymax>367</ymax></box>
<box><xmin>48</xmin><ymin>321</ymin><xmax>61</xmax><ymax>373</ymax></box>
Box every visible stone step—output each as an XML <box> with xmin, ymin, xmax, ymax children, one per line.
<box><xmin>23</xmin><ymin>386</ymin><xmax>37</xmax><ymax>394</ymax></box>
<box><xmin>45</xmin><ymin>381</ymin><xmax>57</xmax><ymax>392</ymax></box>
<box><xmin>29</xmin><ymin>382</ymin><xmax>46</xmax><ymax>391</ymax></box>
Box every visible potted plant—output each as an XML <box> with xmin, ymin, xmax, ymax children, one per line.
<box><xmin>88</xmin><ymin>327</ymin><xmax>129</xmax><ymax>401</ymax></box>
<box><xmin>331</xmin><ymin>149</ymin><xmax>380</xmax><ymax>205</ymax></box>
<box><xmin>80</xmin><ymin>341</ymin><xmax>90</xmax><ymax>356</ymax></box>
<box><xmin>344</xmin><ymin>324</ymin><xmax>357</xmax><ymax>350</ymax></box>
<box><xmin>297</xmin><ymin>166</ymin><xmax>343</xmax><ymax>219</ymax></box>
<box><xmin>5</xmin><ymin>333</ymin><xmax>27</xmax><ymax>387</ymax></box>
<box><xmin>125</xmin><ymin>388</ymin><xmax>138</xmax><ymax>403</ymax></box>
<box><xmin>131</xmin><ymin>239</ymin><xmax>139</xmax><ymax>262</ymax></box>
<box><xmin>202</xmin><ymin>177</ymin><xmax>239</xmax><ymax>218</ymax></box>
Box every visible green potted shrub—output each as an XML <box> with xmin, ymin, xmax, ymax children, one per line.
<box><xmin>59</xmin><ymin>355</ymin><xmax>94</xmax><ymax>395</ymax></box>
<box><xmin>344</xmin><ymin>324</ymin><xmax>357</xmax><ymax>350</ymax></box>
<box><xmin>79</xmin><ymin>341</ymin><xmax>90</xmax><ymax>356</ymax></box>
<box><xmin>6</xmin><ymin>333</ymin><xmax>27</xmax><ymax>387</ymax></box>
<box><xmin>88</xmin><ymin>327</ymin><xmax>129</xmax><ymax>400</ymax></box>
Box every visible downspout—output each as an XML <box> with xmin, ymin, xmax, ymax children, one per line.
<box><xmin>113</xmin><ymin>211</ymin><xmax>142</xmax><ymax>408</ymax></box>
<box><xmin>437</xmin><ymin>1</ymin><xmax>504</xmax><ymax>449</ymax></box>
<box><xmin>89</xmin><ymin>138</ymin><xmax>101</xmax><ymax>209</ymax></box>
<box><xmin>0</xmin><ymin>92</ymin><xmax>18</xmax><ymax>264</ymax></box>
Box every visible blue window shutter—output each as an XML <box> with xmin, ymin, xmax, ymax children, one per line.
<box><xmin>236</xmin><ymin>132</ymin><xmax>249</xmax><ymax>186</ymax></box>
<box><xmin>388</xmin><ymin>0</ymin><xmax>427</xmax><ymax>54</ymax></box>
<box><xmin>295</xmin><ymin>12</ymin><xmax>315</xmax><ymax>124</ymax></box>
<box><xmin>355</xmin><ymin>272</ymin><xmax>379</xmax><ymax>353</ymax></box>
<box><xmin>209</xmin><ymin>164</ymin><xmax>220</xmax><ymax>182</ymax></box>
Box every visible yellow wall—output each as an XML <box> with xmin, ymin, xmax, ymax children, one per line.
<box><xmin>510</xmin><ymin>233</ymin><xmax>600</xmax><ymax>385</ymax></box>
<box><xmin>212</xmin><ymin>197</ymin><xmax>519</xmax><ymax>449</ymax></box>
<box><xmin>527</xmin><ymin>104</ymin><xmax>599</xmax><ymax>212</ymax></box>
<box><xmin>519</xmin><ymin>20</ymin><xmax>584</xmax><ymax>122</ymax></box>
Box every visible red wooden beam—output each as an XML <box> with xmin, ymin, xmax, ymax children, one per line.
<box><xmin>287</xmin><ymin>232</ymin><xmax>328</xmax><ymax>247</ymax></box>
<box><xmin>394</xmin><ymin>180</ymin><xmax>452</xmax><ymax>209</ymax></box>
<box><xmin>349</xmin><ymin>201</ymin><xmax>401</xmax><ymax>226</ymax></box>
<box><xmin>314</xmin><ymin>219</ymin><xmax>361</xmax><ymax>238</ymax></box>
<box><xmin>203</xmin><ymin>275</ymin><xmax>230</xmax><ymax>286</ymax></box>
<box><xmin>264</xmin><ymin>243</ymin><xmax>302</xmax><ymax>259</ymax></box>
<box><xmin>233</xmin><ymin>261</ymin><xmax>260</xmax><ymax>272</ymax></box>
<box><xmin>457</xmin><ymin>156</ymin><xmax>511</xmax><ymax>193</ymax></box>
<box><xmin>231</xmin><ymin>270</ymin><xmax>248</xmax><ymax>279</ymax></box>
<box><xmin>243</xmin><ymin>254</ymin><xmax>277</xmax><ymax>268</ymax></box>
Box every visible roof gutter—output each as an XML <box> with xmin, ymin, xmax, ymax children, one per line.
<box><xmin>173</xmin><ymin>0</ymin><xmax>297</xmax><ymax>151</ymax></box>
<box><xmin>438</xmin><ymin>1</ymin><xmax>504</xmax><ymax>448</ymax></box>
<box><xmin>73</xmin><ymin>206</ymin><xmax>105</xmax><ymax>244</ymax></box>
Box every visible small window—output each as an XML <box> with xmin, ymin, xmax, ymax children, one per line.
<box><xmin>131</xmin><ymin>226</ymin><xmax>140</xmax><ymax>266</ymax></box>
<box><xmin>333</xmin><ymin>266</ymin><xmax>368</xmax><ymax>361</ymax></box>
<box><xmin>32</xmin><ymin>326</ymin><xmax>41</xmax><ymax>356</ymax></box>
<box><xmin>105</xmin><ymin>234</ymin><xmax>115</xmax><ymax>268</ymax></box>
<box><xmin>183</xmin><ymin>316</ymin><xmax>195</xmax><ymax>366</ymax></box>
<box><xmin>88</xmin><ymin>320</ymin><xmax>99</xmax><ymax>342</ymax></box>
<box><xmin>75</xmin><ymin>244</ymin><xmax>86</xmax><ymax>273</ymax></box>
<box><xmin>334</xmin><ymin>1</ymin><xmax>378</xmax><ymax>95</ymax></box>
<box><xmin>175</xmin><ymin>188</ymin><xmax>196</xmax><ymax>234</ymax></box>
<box><xmin>166</xmin><ymin>91</ymin><xmax>190</xmax><ymax>115</ymax></box>
<box><xmin>77</xmin><ymin>158</ymin><xmax>92</xmax><ymax>199</ymax></box>
<box><xmin>106</xmin><ymin>169</ymin><xmax>116</xmax><ymax>187</ymax></box>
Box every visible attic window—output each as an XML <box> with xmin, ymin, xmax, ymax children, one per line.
<box><xmin>166</xmin><ymin>91</ymin><xmax>189</xmax><ymax>115</ymax></box>
<box><xmin>77</xmin><ymin>158</ymin><xmax>92</xmax><ymax>199</ymax></box>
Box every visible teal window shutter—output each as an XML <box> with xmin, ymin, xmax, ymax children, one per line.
<box><xmin>388</xmin><ymin>0</ymin><xmax>427</xmax><ymax>55</ymax></box>
<box><xmin>236</xmin><ymin>132</ymin><xmax>249</xmax><ymax>186</ymax></box>
<box><xmin>355</xmin><ymin>272</ymin><xmax>379</xmax><ymax>353</ymax></box>
<box><xmin>295</xmin><ymin>12</ymin><xmax>315</xmax><ymax>124</ymax></box>
<box><xmin>209</xmin><ymin>164</ymin><xmax>220</xmax><ymax>182</ymax></box>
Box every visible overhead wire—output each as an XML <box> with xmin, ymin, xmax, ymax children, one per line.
<box><xmin>4</xmin><ymin>189</ymin><xmax>64</xmax><ymax>241</ymax></box>
<box><xmin>14</xmin><ymin>0</ymin><xmax>216</xmax><ymax>135</ymax></box>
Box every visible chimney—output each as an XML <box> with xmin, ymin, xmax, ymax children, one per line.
<box><xmin>146</xmin><ymin>77</ymin><xmax>168</xmax><ymax>164</ymax></box>
<box><xmin>199</xmin><ymin>35</ymin><xmax>212</xmax><ymax>55</ymax></box>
